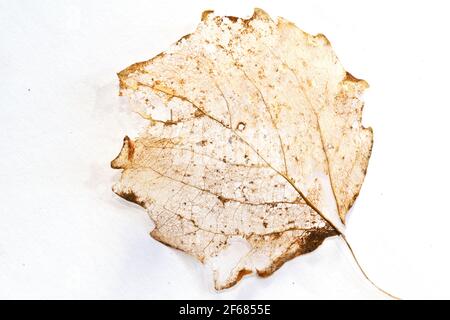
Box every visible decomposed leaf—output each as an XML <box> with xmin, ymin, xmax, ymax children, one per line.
<box><xmin>112</xmin><ymin>8</ymin><xmax>374</xmax><ymax>290</ymax></box>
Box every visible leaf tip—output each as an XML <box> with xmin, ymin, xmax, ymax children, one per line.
<box><xmin>344</xmin><ymin>71</ymin><xmax>369</xmax><ymax>89</ymax></box>
<box><xmin>252</xmin><ymin>8</ymin><xmax>270</xmax><ymax>21</ymax></box>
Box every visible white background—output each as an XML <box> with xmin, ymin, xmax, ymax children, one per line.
<box><xmin>1</xmin><ymin>0</ymin><xmax>449</xmax><ymax>299</ymax></box>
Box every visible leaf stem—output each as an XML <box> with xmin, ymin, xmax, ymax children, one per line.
<box><xmin>339</xmin><ymin>233</ymin><xmax>400</xmax><ymax>300</ymax></box>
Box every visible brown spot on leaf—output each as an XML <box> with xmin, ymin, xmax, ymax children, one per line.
<box><xmin>194</xmin><ymin>109</ymin><xmax>205</xmax><ymax>118</ymax></box>
<box><xmin>257</xmin><ymin>227</ymin><xmax>338</xmax><ymax>278</ymax></box>
<box><xmin>217</xmin><ymin>195</ymin><xmax>229</xmax><ymax>205</ymax></box>
<box><xmin>124</xmin><ymin>138</ymin><xmax>134</xmax><ymax>160</ymax></box>
<box><xmin>236</xmin><ymin>122</ymin><xmax>246</xmax><ymax>131</ymax></box>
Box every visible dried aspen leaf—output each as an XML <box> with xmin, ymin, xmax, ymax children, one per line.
<box><xmin>111</xmin><ymin>8</ymin><xmax>372</xmax><ymax>289</ymax></box>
